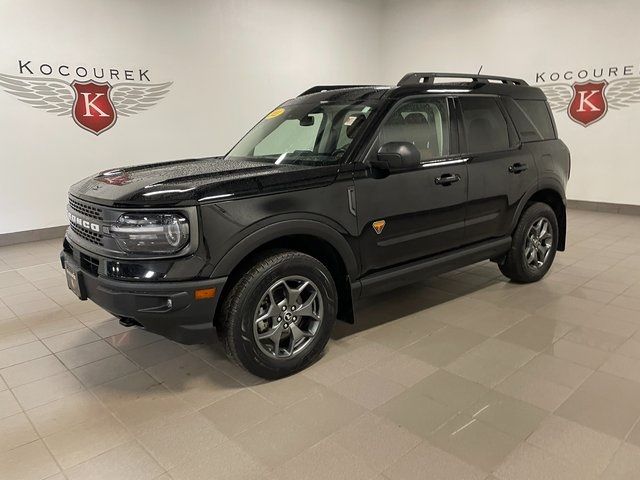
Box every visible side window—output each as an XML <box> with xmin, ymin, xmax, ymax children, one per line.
<box><xmin>515</xmin><ymin>100</ymin><xmax>556</xmax><ymax>140</ymax></box>
<box><xmin>503</xmin><ymin>97</ymin><xmax>542</xmax><ymax>142</ymax></box>
<box><xmin>254</xmin><ymin>113</ymin><xmax>323</xmax><ymax>156</ymax></box>
<box><xmin>459</xmin><ymin>97</ymin><xmax>510</xmax><ymax>154</ymax></box>
<box><xmin>378</xmin><ymin>98</ymin><xmax>450</xmax><ymax>161</ymax></box>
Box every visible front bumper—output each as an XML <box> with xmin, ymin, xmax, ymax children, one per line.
<box><xmin>60</xmin><ymin>250</ymin><xmax>226</xmax><ymax>344</ymax></box>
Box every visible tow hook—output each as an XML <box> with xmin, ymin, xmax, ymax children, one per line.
<box><xmin>119</xmin><ymin>317</ymin><xmax>143</xmax><ymax>328</ymax></box>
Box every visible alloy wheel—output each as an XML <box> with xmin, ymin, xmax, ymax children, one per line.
<box><xmin>253</xmin><ymin>276</ymin><xmax>323</xmax><ymax>359</ymax></box>
<box><xmin>524</xmin><ymin>217</ymin><xmax>553</xmax><ymax>269</ymax></box>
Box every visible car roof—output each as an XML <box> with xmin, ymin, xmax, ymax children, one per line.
<box><xmin>292</xmin><ymin>72</ymin><xmax>547</xmax><ymax>104</ymax></box>
<box><xmin>284</xmin><ymin>86</ymin><xmax>390</xmax><ymax>105</ymax></box>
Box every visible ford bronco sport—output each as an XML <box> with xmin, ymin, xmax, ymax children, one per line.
<box><xmin>61</xmin><ymin>72</ymin><xmax>570</xmax><ymax>379</ymax></box>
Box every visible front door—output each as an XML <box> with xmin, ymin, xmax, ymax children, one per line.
<box><xmin>354</xmin><ymin>96</ymin><xmax>468</xmax><ymax>275</ymax></box>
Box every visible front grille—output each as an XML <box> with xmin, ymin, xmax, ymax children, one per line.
<box><xmin>69</xmin><ymin>197</ymin><xmax>103</xmax><ymax>220</ymax></box>
<box><xmin>80</xmin><ymin>252</ymin><xmax>99</xmax><ymax>276</ymax></box>
<box><xmin>70</xmin><ymin>223</ymin><xmax>103</xmax><ymax>246</ymax></box>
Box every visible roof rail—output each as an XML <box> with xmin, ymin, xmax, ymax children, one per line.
<box><xmin>298</xmin><ymin>85</ymin><xmax>379</xmax><ymax>97</ymax></box>
<box><xmin>397</xmin><ymin>72</ymin><xmax>528</xmax><ymax>87</ymax></box>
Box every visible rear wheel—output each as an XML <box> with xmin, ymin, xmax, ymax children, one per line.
<box><xmin>220</xmin><ymin>250</ymin><xmax>336</xmax><ymax>379</ymax></box>
<box><xmin>499</xmin><ymin>202</ymin><xmax>558</xmax><ymax>283</ymax></box>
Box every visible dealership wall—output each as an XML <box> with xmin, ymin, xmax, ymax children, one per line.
<box><xmin>0</xmin><ymin>0</ymin><xmax>382</xmax><ymax>234</ymax></box>
<box><xmin>2</xmin><ymin>0</ymin><xmax>640</xmax><ymax>237</ymax></box>
<box><xmin>379</xmin><ymin>0</ymin><xmax>640</xmax><ymax>207</ymax></box>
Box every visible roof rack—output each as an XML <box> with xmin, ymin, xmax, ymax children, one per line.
<box><xmin>397</xmin><ymin>72</ymin><xmax>528</xmax><ymax>87</ymax></box>
<box><xmin>298</xmin><ymin>85</ymin><xmax>379</xmax><ymax>97</ymax></box>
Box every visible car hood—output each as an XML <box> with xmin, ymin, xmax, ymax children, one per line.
<box><xmin>69</xmin><ymin>156</ymin><xmax>340</xmax><ymax>207</ymax></box>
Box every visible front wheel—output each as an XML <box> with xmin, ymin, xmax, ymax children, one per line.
<box><xmin>220</xmin><ymin>250</ymin><xmax>337</xmax><ymax>379</ymax></box>
<box><xmin>499</xmin><ymin>202</ymin><xmax>558</xmax><ymax>283</ymax></box>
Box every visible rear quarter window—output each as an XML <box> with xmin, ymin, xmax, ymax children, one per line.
<box><xmin>504</xmin><ymin>98</ymin><xmax>556</xmax><ymax>142</ymax></box>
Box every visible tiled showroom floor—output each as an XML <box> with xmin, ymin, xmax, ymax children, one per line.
<box><xmin>1</xmin><ymin>208</ymin><xmax>640</xmax><ymax>480</ymax></box>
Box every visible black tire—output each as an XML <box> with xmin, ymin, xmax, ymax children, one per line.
<box><xmin>499</xmin><ymin>202</ymin><xmax>558</xmax><ymax>283</ymax></box>
<box><xmin>220</xmin><ymin>250</ymin><xmax>337</xmax><ymax>379</ymax></box>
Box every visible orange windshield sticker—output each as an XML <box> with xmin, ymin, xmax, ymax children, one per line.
<box><xmin>266</xmin><ymin>107</ymin><xmax>285</xmax><ymax>119</ymax></box>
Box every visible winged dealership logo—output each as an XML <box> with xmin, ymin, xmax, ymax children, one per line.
<box><xmin>537</xmin><ymin>76</ymin><xmax>640</xmax><ymax>127</ymax></box>
<box><xmin>0</xmin><ymin>72</ymin><xmax>172</xmax><ymax>135</ymax></box>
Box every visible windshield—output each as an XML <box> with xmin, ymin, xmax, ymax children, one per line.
<box><xmin>226</xmin><ymin>101</ymin><xmax>377</xmax><ymax>165</ymax></box>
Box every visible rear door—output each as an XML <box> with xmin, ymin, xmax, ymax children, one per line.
<box><xmin>502</xmin><ymin>97</ymin><xmax>569</xmax><ymax>191</ymax></box>
<box><xmin>457</xmin><ymin>96</ymin><xmax>537</xmax><ymax>243</ymax></box>
<box><xmin>354</xmin><ymin>96</ymin><xmax>468</xmax><ymax>275</ymax></box>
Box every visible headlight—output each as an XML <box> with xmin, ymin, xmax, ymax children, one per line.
<box><xmin>111</xmin><ymin>213</ymin><xmax>189</xmax><ymax>254</ymax></box>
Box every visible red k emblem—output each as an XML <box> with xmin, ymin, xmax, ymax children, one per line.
<box><xmin>0</xmin><ymin>72</ymin><xmax>173</xmax><ymax>136</ymax></box>
<box><xmin>568</xmin><ymin>80</ymin><xmax>608</xmax><ymax>127</ymax></box>
<box><xmin>71</xmin><ymin>81</ymin><xmax>116</xmax><ymax>135</ymax></box>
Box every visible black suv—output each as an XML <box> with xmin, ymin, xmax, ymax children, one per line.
<box><xmin>61</xmin><ymin>72</ymin><xmax>570</xmax><ymax>379</ymax></box>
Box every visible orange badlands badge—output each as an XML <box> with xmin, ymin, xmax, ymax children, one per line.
<box><xmin>372</xmin><ymin>220</ymin><xmax>386</xmax><ymax>235</ymax></box>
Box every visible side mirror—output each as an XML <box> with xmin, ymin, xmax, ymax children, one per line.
<box><xmin>371</xmin><ymin>142</ymin><xmax>420</xmax><ymax>173</ymax></box>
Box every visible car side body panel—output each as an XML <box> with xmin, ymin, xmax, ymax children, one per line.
<box><xmin>200</xmin><ymin>168</ymin><xmax>359</xmax><ymax>278</ymax></box>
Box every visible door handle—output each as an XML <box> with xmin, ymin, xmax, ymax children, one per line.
<box><xmin>434</xmin><ymin>173</ymin><xmax>461</xmax><ymax>186</ymax></box>
<box><xmin>508</xmin><ymin>162</ymin><xmax>528</xmax><ymax>174</ymax></box>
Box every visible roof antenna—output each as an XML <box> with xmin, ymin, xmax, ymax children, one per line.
<box><xmin>477</xmin><ymin>65</ymin><xmax>483</xmax><ymax>75</ymax></box>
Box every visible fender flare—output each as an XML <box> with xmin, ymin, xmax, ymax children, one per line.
<box><xmin>511</xmin><ymin>180</ymin><xmax>565</xmax><ymax>229</ymax></box>
<box><xmin>511</xmin><ymin>179</ymin><xmax>567</xmax><ymax>250</ymax></box>
<box><xmin>211</xmin><ymin>218</ymin><xmax>359</xmax><ymax>279</ymax></box>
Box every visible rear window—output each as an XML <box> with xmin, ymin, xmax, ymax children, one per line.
<box><xmin>504</xmin><ymin>98</ymin><xmax>556</xmax><ymax>142</ymax></box>
<box><xmin>459</xmin><ymin>97</ymin><xmax>510</xmax><ymax>153</ymax></box>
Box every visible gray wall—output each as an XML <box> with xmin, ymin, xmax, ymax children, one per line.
<box><xmin>0</xmin><ymin>0</ymin><xmax>382</xmax><ymax>234</ymax></box>
<box><xmin>1</xmin><ymin>0</ymin><xmax>639</xmax><ymax>236</ymax></box>
<box><xmin>379</xmin><ymin>0</ymin><xmax>640</xmax><ymax>206</ymax></box>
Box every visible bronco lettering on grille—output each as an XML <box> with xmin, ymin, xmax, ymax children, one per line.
<box><xmin>67</xmin><ymin>211</ymin><xmax>100</xmax><ymax>233</ymax></box>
